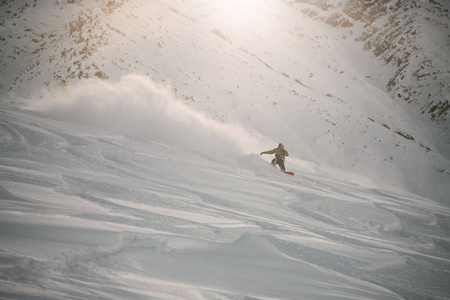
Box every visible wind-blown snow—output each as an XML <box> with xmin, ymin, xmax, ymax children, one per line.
<box><xmin>30</xmin><ymin>74</ymin><xmax>259</xmax><ymax>158</ymax></box>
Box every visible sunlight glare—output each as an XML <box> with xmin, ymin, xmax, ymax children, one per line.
<box><xmin>209</xmin><ymin>0</ymin><xmax>274</xmax><ymax>34</ymax></box>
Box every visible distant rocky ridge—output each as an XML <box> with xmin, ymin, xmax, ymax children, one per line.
<box><xmin>1</xmin><ymin>0</ymin><xmax>449</xmax><ymax>128</ymax></box>
<box><xmin>288</xmin><ymin>0</ymin><xmax>450</xmax><ymax>127</ymax></box>
<box><xmin>0</xmin><ymin>0</ymin><xmax>126</xmax><ymax>92</ymax></box>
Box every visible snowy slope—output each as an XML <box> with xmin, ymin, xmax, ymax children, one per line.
<box><xmin>1</xmin><ymin>97</ymin><xmax>449</xmax><ymax>299</ymax></box>
<box><xmin>2</xmin><ymin>0</ymin><xmax>449</xmax><ymax>202</ymax></box>
<box><xmin>1</xmin><ymin>0</ymin><xmax>450</xmax><ymax>299</ymax></box>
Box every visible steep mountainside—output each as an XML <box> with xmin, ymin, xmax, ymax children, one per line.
<box><xmin>288</xmin><ymin>0</ymin><xmax>450</xmax><ymax>127</ymax></box>
<box><xmin>1</xmin><ymin>0</ymin><xmax>449</xmax><ymax>126</ymax></box>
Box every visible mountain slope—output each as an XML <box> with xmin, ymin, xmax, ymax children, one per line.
<box><xmin>1</xmin><ymin>1</ymin><xmax>450</xmax><ymax>297</ymax></box>
<box><xmin>288</xmin><ymin>0</ymin><xmax>450</xmax><ymax>126</ymax></box>
<box><xmin>2</xmin><ymin>0</ymin><xmax>449</xmax><ymax>202</ymax></box>
<box><xmin>2</xmin><ymin>0</ymin><xmax>449</xmax><ymax>126</ymax></box>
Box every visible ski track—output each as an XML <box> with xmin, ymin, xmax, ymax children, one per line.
<box><xmin>1</xmin><ymin>103</ymin><xmax>450</xmax><ymax>299</ymax></box>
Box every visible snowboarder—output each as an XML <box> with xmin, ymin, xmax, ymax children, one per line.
<box><xmin>260</xmin><ymin>143</ymin><xmax>289</xmax><ymax>171</ymax></box>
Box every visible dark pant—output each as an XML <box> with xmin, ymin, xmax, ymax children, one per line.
<box><xmin>271</xmin><ymin>157</ymin><xmax>285</xmax><ymax>171</ymax></box>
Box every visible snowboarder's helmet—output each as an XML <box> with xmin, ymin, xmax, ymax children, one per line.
<box><xmin>278</xmin><ymin>143</ymin><xmax>284</xmax><ymax>148</ymax></box>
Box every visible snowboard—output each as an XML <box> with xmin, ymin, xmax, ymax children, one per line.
<box><xmin>282</xmin><ymin>171</ymin><xmax>294</xmax><ymax>176</ymax></box>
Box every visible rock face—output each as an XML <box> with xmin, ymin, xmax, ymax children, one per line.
<box><xmin>0</xmin><ymin>0</ymin><xmax>125</xmax><ymax>93</ymax></box>
<box><xmin>289</xmin><ymin>0</ymin><xmax>450</xmax><ymax>127</ymax></box>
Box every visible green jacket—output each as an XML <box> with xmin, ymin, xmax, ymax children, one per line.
<box><xmin>262</xmin><ymin>148</ymin><xmax>289</xmax><ymax>157</ymax></box>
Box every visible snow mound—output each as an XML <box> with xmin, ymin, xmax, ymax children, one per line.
<box><xmin>131</xmin><ymin>234</ymin><xmax>401</xmax><ymax>299</ymax></box>
<box><xmin>216</xmin><ymin>233</ymin><xmax>285</xmax><ymax>258</ymax></box>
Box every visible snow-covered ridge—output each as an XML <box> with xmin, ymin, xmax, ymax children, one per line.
<box><xmin>1</xmin><ymin>0</ymin><xmax>449</xmax><ymax>126</ymax></box>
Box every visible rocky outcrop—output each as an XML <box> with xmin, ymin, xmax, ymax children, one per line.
<box><xmin>290</xmin><ymin>0</ymin><xmax>449</xmax><ymax>127</ymax></box>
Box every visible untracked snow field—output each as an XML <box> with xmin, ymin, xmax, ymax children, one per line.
<box><xmin>1</xmin><ymin>98</ymin><xmax>449</xmax><ymax>299</ymax></box>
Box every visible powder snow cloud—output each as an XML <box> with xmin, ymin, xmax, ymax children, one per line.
<box><xmin>30</xmin><ymin>74</ymin><xmax>258</xmax><ymax>157</ymax></box>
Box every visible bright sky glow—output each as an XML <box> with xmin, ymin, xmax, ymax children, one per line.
<box><xmin>208</xmin><ymin>0</ymin><xmax>277</xmax><ymax>34</ymax></box>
